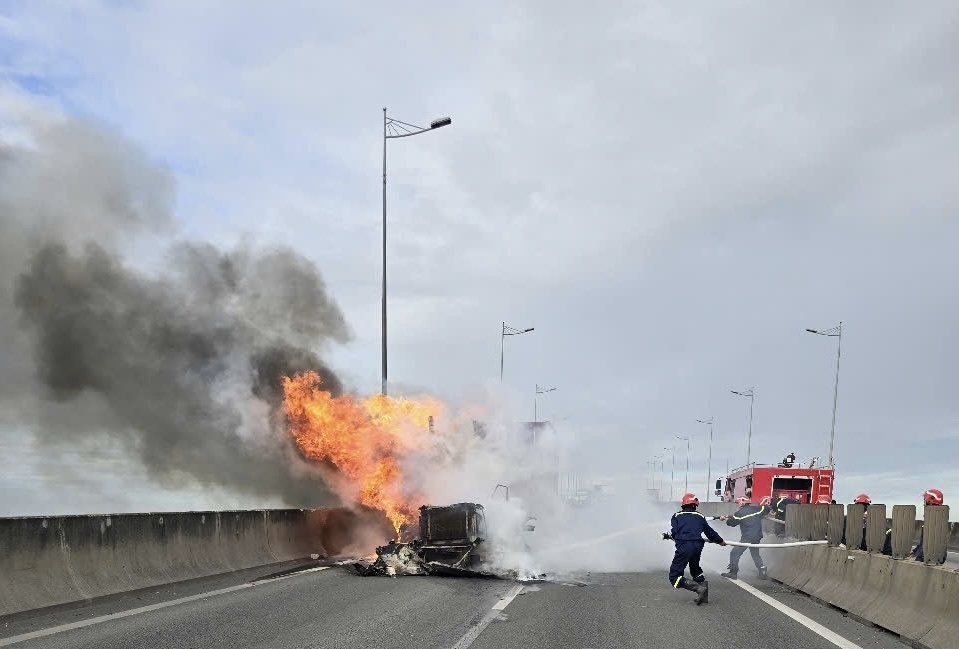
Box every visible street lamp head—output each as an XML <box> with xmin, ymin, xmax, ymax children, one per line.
<box><xmin>523</xmin><ymin>327</ymin><xmax>534</xmax><ymax>333</ymax></box>
<box><xmin>430</xmin><ymin>117</ymin><xmax>452</xmax><ymax>129</ymax></box>
<box><xmin>806</xmin><ymin>328</ymin><xmax>819</xmax><ymax>334</ymax></box>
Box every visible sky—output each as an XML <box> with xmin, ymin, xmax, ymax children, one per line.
<box><xmin>1</xmin><ymin>1</ymin><xmax>958</xmax><ymax>515</ymax></box>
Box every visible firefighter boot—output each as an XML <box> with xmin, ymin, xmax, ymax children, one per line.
<box><xmin>680</xmin><ymin>581</ymin><xmax>701</xmax><ymax>603</ymax></box>
<box><xmin>695</xmin><ymin>580</ymin><xmax>709</xmax><ymax>605</ymax></box>
<box><xmin>681</xmin><ymin>580</ymin><xmax>708</xmax><ymax>604</ymax></box>
<box><xmin>720</xmin><ymin>570</ymin><xmax>737</xmax><ymax>579</ymax></box>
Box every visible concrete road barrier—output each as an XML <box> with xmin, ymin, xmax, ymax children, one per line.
<box><xmin>0</xmin><ymin>507</ymin><xmax>389</xmax><ymax>618</ymax></box>
<box><xmin>768</xmin><ymin>544</ymin><xmax>959</xmax><ymax>649</ymax></box>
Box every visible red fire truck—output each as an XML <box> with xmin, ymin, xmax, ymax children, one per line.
<box><xmin>717</xmin><ymin>459</ymin><xmax>834</xmax><ymax>505</ymax></box>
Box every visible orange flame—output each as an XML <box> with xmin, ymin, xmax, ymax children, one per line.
<box><xmin>281</xmin><ymin>371</ymin><xmax>446</xmax><ymax>536</ymax></box>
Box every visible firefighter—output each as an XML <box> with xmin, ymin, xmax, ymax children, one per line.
<box><xmin>911</xmin><ymin>488</ymin><xmax>946</xmax><ymax>563</ymax></box>
<box><xmin>780</xmin><ymin>452</ymin><xmax>796</xmax><ymax>468</ymax></box>
<box><xmin>769</xmin><ymin>493</ymin><xmax>800</xmax><ymax>538</ymax></box>
<box><xmin>840</xmin><ymin>494</ymin><xmax>892</xmax><ymax>555</ymax></box>
<box><xmin>667</xmin><ymin>492</ymin><xmax>725</xmax><ymax>605</ymax></box>
<box><xmin>771</xmin><ymin>493</ymin><xmax>801</xmax><ymax>521</ymax></box>
<box><xmin>719</xmin><ymin>496</ymin><xmax>768</xmax><ymax>580</ymax></box>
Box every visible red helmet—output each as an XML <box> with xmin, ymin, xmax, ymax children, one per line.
<box><xmin>923</xmin><ymin>488</ymin><xmax>944</xmax><ymax>506</ymax></box>
<box><xmin>759</xmin><ymin>496</ymin><xmax>772</xmax><ymax>506</ymax></box>
<box><xmin>853</xmin><ymin>494</ymin><xmax>871</xmax><ymax>505</ymax></box>
<box><xmin>681</xmin><ymin>493</ymin><xmax>699</xmax><ymax>506</ymax></box>
<box><xmin>816</xmin><ymin>496</ymin><xmax>832</xmax><ymax>504</ymax></box>
<box><xmin>735</xmin><ymin>496</ymin><xmax>750</xmax><ymax>506</ymax></box>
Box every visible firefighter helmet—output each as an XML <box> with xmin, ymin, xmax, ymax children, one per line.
<box><xmin>923</xmin><ymin>488</ymin><xmax>944</xmax><ymax>506</ymax></box>
<box><xmin>759</xmin><ymin>496</ymin><xmax>772</xmax><ymax>506</ymax></box>
<box><xmin>853</xmin><ymin>494</ymin><xmax>871</xmax><ymax>505</ymax></box>
<box><xmin>816</xmin><ymin>496</ymin><xmax>832</xmax><ymax>504</ymax></box>
<box><xmin>735</xmin><ymin>496</ymin><xmax>750</xmax><ymax>506</ymax></box>
<box><xmin>681</xmin><ymin>493</ymin><xmax>699</xmax><ymax>506</ymax></box>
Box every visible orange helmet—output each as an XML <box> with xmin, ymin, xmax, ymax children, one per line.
<box><xmin>853</xmin><ymin>494</ymin><xmax>871</xmax><ymax>505</ymax></box>
<box><xmin>759</xmin><ymin>496</ymin><xmax>772</xmax><ymax>506</ymax></box>
<box><xmin>923</xmin><ymin>488</ymin><xmax>944</xmax><ymax>506</ymax></box>
<box><xmin>816</xmin><ymin>496</ymin><xmax>832</xmax><ymax>504</ymax></box>
<box><xmin>735</xmin><ymin>496</ymin><xmax>750</xmax><ymax>506</ymax></box>
<box><xmin>681</xmin><ymin>493</ymin><xmax>700</xmax><ymax>506</ymax></box>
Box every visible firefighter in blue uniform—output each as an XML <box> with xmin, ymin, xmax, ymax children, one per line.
<box><xmin>719</xmin><ymin>496</ymin><xmax>768</xmax><ymax>579</ymax></box>
<box><xmin>769</xmin><ymin>493</ymin><xmax>801</xmax><ymax>538</ymax></box>
<box><xmin>667</xmin><ymin>493</ymin><xmax>725</xmax><ymax>605</ymax></box>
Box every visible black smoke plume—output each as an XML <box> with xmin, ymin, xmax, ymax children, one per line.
<box><xmin>0</xmin><ymin>115</ymin><xmax>351</xmax><ymax>508</ymax></box>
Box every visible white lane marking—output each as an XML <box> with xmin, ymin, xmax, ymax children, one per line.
<box><xmin>450</xmin><ymin>584</ymin><xmax>525</xmax><ymax>649</ymax></box>
<box><xmin>491</xmin><ymin>585</ymin><xmax>522</xmax><ymax>610</ymax></box>
<box><xmin>0</xmin><ymin>567</ymin><xmax>330</xmax><ymax>647</ymax></box>
<box><xmin>728</xmin><ymin>578</ymin><xmax>864</xmax><ymax>649</ymax></box>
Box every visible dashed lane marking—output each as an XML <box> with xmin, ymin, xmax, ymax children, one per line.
<box><xmin>450</xmin><ymin>584</ymin><xmax>525</xmax><ymax>649</ymax></box>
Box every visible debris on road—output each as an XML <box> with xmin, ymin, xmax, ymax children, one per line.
<box><xmin>352</xmin><ymin>502</ymin><xmax>543</xmax><ymax>580</ymax></box>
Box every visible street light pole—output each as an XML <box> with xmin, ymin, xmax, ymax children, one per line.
<box><xmin>806</xmin><ymin>322</ymin><xmax>843</xmax><ymax>468</ymax></box>
<box><xmin>696</xmin><ymin>417</ymin><xmax>714</xmax><ymax>502</ymax></box>
<box><xmin>676</xmin><ymin>436</ymin><xmax>690</xmax><ymax>493</ymax></box>
<box><xmin>731</xmin><ymin>388</ymin><xmax>755</xmax><ymax>465</ymax></box>
<box><xmin>382</xmin><ymin>108</ymin><xmax>452</xmax><ymax>395</ymax></box>
<box><xmin>500</xmin><ymin>322</ymin><xmax>534</xmax><ymax>381</ymax></box>
<box><xmin>664</xmin><ymin>446</ymin><xmax>675</xmax><ymax>501</ymax></box>
<box><xmin>660</xmin><ymin>455</ymin><xmax>666</xmax><ymax>502</ymax></box>
<box><xmin>534</xmin><ymin>384</ymin><xmax>556</xmax><ymax>421</ymax></box>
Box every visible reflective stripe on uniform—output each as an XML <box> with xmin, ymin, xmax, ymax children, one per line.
<box><xmin>733</xmin><ymin>508</ymin><xmax>765</xmax><ymax>521</ymax></box>
<box><xmin>673</xmin><ymin>576</ymin><xmax>684</xmax><ymax>588</ymax></box>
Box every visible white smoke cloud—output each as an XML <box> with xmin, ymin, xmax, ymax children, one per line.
<box><xmin>396</xmin><ymin>387</ymin><xmax>698</xmax><ymax>579</ymax></box>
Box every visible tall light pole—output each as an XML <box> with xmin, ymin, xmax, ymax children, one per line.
<box><xmin>382</xmin><ymin>109</ymin><xmax>452</xmax><ymax>395</ymax></box>
<box><xmin>664</xmin><ymin>446</ymin><xmax>675</xmax><ymax>501</ymax></box>
<box><xmin>534</xmin><ymin>384</ymin><xmax>556</xmax><ymax>421</ymax></box>
<box><xmin>731</xmin><ymin>388</ymin><xmax>755</xmax><ymax>465</ymax></box>
<box><xmin>806</xmin><ymin>322</ymin><xmax>843</xmax><ymax>468</ymax></box>
<box><xmin>501</xmin><ymin>322</ymin><xmax>534</xmax><ymax>381</ymax></box>
<box><xmin>676</xmin><ymin>435</ymin><xmax>690</xmax><ymax>493</ymax></box>
<box><xmin>696</xmin><ymin>417</ymin><xmax>714</xmax><ymax>501</ymax></box>
<box><xmin>659</xmin><ymin>454</ymin><xmax>666</xmax><ymax>502</ymax></box>
<box><xmin>648</xmin><ymin>455</ymin><xmax>662</xmax><ymax>493</ymax></box>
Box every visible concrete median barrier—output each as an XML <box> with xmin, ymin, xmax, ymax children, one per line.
<box><xmin>0</xmin><ymin>507</ymin><xmax>389</xmax><ymax>618</ymax></box>
<box><xmin>769</xmin><ymin>543</ymin><xmax>959</xmax><ymax>649</ymax></box>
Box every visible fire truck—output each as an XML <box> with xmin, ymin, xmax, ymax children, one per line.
<box><xmin>717</xmin><ymin>457</ymin><xmax>834</xmax><ymax>505</ymax></box>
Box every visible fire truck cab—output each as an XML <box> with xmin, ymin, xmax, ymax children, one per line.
<box><xmin>717</xmin><ymin>460</ymin><xmax>834</xmax><ymax>505</ymax></box>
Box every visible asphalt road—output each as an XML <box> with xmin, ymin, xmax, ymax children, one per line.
<box><xmin>0</xmin><ymin>564</ymin><xmax>908</xmax><ymax>649</ymax></box>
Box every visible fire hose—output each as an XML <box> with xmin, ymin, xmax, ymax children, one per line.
<box><xmin>721</xmin><ymin>539</ymin><xmax>826</xmax><ymax>548</ymax></box>
<box><xmin>661</xmin><ymin>532</ymin><xmax>827</xmax><ymax>548</ymax></box>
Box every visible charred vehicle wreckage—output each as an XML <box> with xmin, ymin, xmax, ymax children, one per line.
<box><xmin>353</xmin><ymin>502</ymin><xmax>538</xmax><ymax>580</ymax></box>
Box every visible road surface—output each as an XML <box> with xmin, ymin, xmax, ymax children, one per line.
<box><xmin>0</xmin><ymin>562</ymin><xmax>907</xmax><ymax>649</ymax></box>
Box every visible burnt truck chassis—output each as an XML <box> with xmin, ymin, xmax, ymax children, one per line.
<box><xmin>353</xmin><ymin>503</ymin><xmax>502</xmax><ymax>579</ymax></box>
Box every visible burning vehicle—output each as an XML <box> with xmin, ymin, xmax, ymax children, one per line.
<box><xmin>354</xmin><ymin>503</ymin><xmax>499</xmax><ymax>578</ymax></box>
<box><xmin>353</xmin><ymin>502</ymin><xmax>539</xmax><ymax>579</ymax></box>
